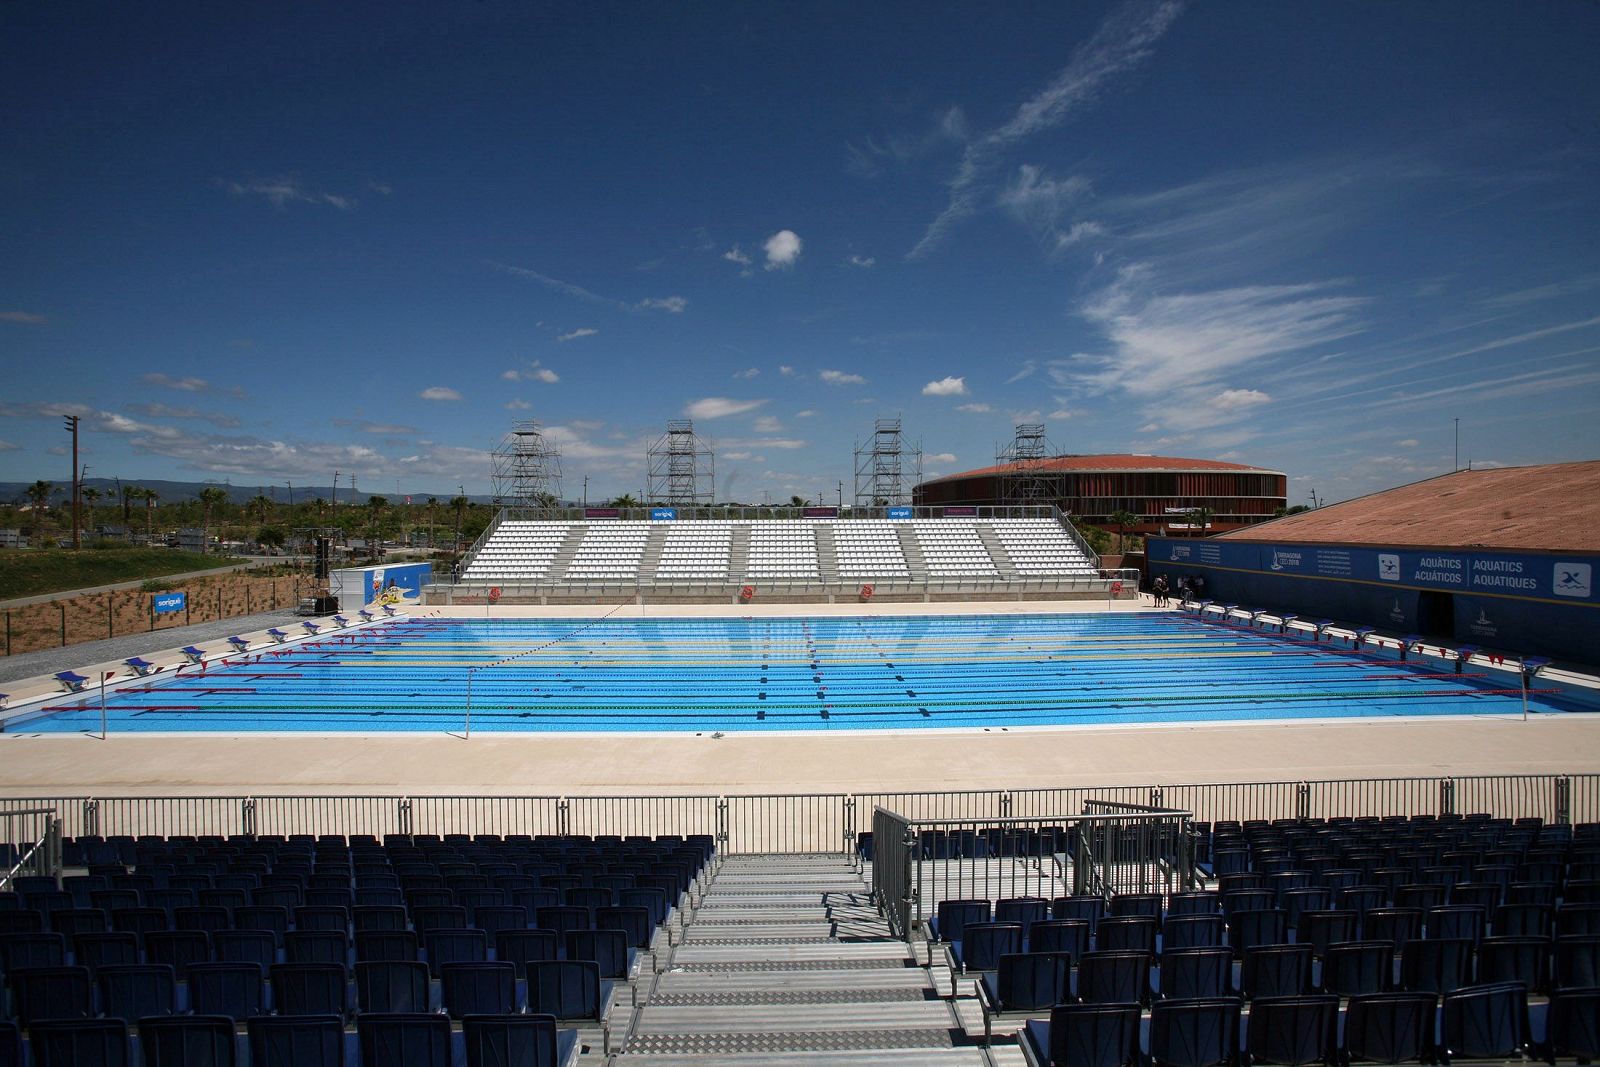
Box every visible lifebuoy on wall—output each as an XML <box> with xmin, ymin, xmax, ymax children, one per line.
<box><xmin>860</xmin><ymin>584</ymin><xmax>874</xmax><ymax>601</ymax></box>
<box><xmin>1110</xmin><ymin>581</ymin><xmax>1124</xmax><ymax>596</ymax></box>
<box><xmin>739</xmin><ymin>585</ymin><xmax>755</xmax><ymax>602</ymax></box>
<box><xmin>488</xmin><ymin>587</ymin><xmax>502</xmax><ymax>603</ymax></box>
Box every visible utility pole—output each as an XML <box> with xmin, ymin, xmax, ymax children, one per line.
<box><xmin>63</xmin><ymin>415</ymin><xmax>81</xmax><ymax>550</ymax></box>
<box><xmin>1453</xmin><ymin>418</ymin><xmax>1460</xmax><ymax>473</ymax></box>
<box><xmin>838</xmin><ymin>481</ymin><xmax>844</xmax><ymax>510</ymax></box>
<box><xmin>582</xmin><ymin>476</ymin><xmax>588</xmax><ymax>507</ymax></box>
<box><xmin>332</xmin><ymin>470</ymin><xmax>339</xmax><ymax>510</ymax></box>
<box><xmin>286</xmin><ymin>480</ymin><xmax>294</xmax><ymax>506</ymax></box>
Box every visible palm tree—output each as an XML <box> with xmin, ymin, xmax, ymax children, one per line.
<box><xmin>1190</xmin><ymin>506</ymin><xmax>1214</xmax><ymax>537</ymax></box>
<box><xmin>450</xmin><ymin>495</ymin><xmax>470</xmax><ymax>551</ymax></box>
<box><xmin>788</xmin><ymin>495</ymin><xmax>807</xmax><ymax>508</ymax></box>
<box><xmin>26</xmin><ymin>479</ymin><xmax>52</xmax><ymax>514</ymax></box>
<box><xmin>1107</xmin><ymin>510</ymin><xmax>1139</xmax><ymax>553</ymax></box>
<box><xmin>366</xmin><ymin>495</ymin><xmax>388</xmax><ymax>555</ymax></box>
<box><xmin>122</xmin><ymin>483</ymin><xmax>141</xmax><ymax>525</ymax></box>
<box><xmin>141</xmin><ymin>487</ymin><xmax>160</xmax><ymax>544</ymax></box>
<box><xmin>311</xmin><ymin>497</ymin><xmax>329</xmax><ymax>526</ymax></box>
<box><xmin>249</xmin><ymin>494</ymin><xmax>274</xmax><ymax>527</ymax></box>
<box><xmin>610</xmin><ymin>494</ymin><xmax>639</xmax><ymax>509</ymax></box>
<box><xmin>197</xmin><ymin>486</ymin><xmax>228</xmax><ymax>553</ymax></box>
<box><xmin>426</xmin><ymin>497</ymin><xmax>439</xmax><ymax>548</ymax></box>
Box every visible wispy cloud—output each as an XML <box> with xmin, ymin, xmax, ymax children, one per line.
<box><xmin>753</xmin><ymin>415</ymin><xmax>783</xmax><ymax>433</ymax></box>
<box><xmin>1210</xmin><ymin>388</ymin><xmax>1272</xmax><ymax>411</ymax></box>
<box><xmin>639</xmin><ymin>296</ymin><xmax>688</xmax><ymax>313</ymax></box>
<box><xmin>956</xmin><ymin>402</ymin><xmax>993</xmax><ymax>413</ymax></box>
<box><xmin>557</xmin><ymin>327</ymin><xmax>598</xmax><ymax>342</ymax></box>
<box><xmin>1482</xmin><ymin>274</ymin><xmax>1600</xmax><ymax>309</ymax></box>
<box><xmin>923</xmin><ymin>375</ymin><xmax>969</xmax><ymax>396</ymax></box>
<box><xmin>909</xmin><ymin>0</ymin><xmax>1184</xmax><ymax>258</ymax></box>
<box><xmin>723</xmin><ymin>246</ymin><xmax>752</xmax><ymax>267</ymax></box>
<box><xmin>505</xmin><ymin>399</ymin><xmax>532</xmax><ymax>410</ymax></box>
<box><xmin>124</xmin><ymin>402</ymin><xmax>242</xmax><ymax>429</ymax></box>
<box><xmin>764</xmin><ymin>230</ymin><xmax>803</xmax><ymax>270</ymax></box>
<box><xmin>846</xmin><ymin>105</ymin><xmax>969</xmax><ymax>178</ymax></box>
<box><xmin>0</xmin><ymin>439</ymin><xmax>17</xmax><ymax>451</ymax></box>
<box><xmin>0</xmin><ymin>310</ymin><xmax>47</xmax><ymax>325</ymax></box>
<box><xmin>926</xmin><ymin>451</ymin><xmax>958</xmax><ymax>464</ymax></box>
<box><xmin>491</xmin><ymin>261</ymin><xmax>687</xmax><ymax>315</ymax></box>
<box><xmin>733</xmin><ymin>367</ymin><xmax>760</xmax><ymax>379</ymax></box>
<box><xmin>685</xmin><ymin>397</ymin><xmax>767</xmax><ymax>419</ymax></box>
<box><xmin>820</xmin><ymin>369</ymin><xmax>867</xmax><ymax>385</ymax></box>
<box><xmin>225</xmin><ymin>176</ymin><xmax>357</xmax><ymax>210</ymax></box>
<box><xmin>419</xmin><ymin>386</ymin><xmax>462</xmax><ymax>401</ymax></box>
<box><xmin>845</xmin><ymin>254</ymin><xmax>876</xmax><ymax>268</ymax></box>
<box><xmin>504</xmin><ymin>360</ymin><xmax>560</xmax><ymax>384</ymax></box>
<box><xmin>793</xmin><ymin>409</ymin><xmax>817</xmax><ymax>418</ymax></box>
<box><xmin>142</xmin><ymin>372</ymin><xmax>245</xmax><ymax>399</ymax></box>
<box><xmin>1004</xmin><ymin>361</ymin><xmax>1037</xmax><ymax>385</ymax></box>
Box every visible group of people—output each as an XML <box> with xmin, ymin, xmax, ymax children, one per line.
<box><xmin>1150</xmin><ymin>573</ymin><xmax>1204</xmax><ymax>607</ymax></box>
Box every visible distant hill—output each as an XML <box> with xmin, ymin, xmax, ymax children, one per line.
<box><xmin>0</xmin><ymin>478</ymin><xmax>494</xmax><ymax>507</ymax></box>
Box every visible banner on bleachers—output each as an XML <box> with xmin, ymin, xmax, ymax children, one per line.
<box><xmin>886</xmin><ymin>506</ymin><xmax>913</xmax><ymax>519</ymax></box>
<box><xmin>942</xmin><ymin>506</ymin><xmax>977</xmax><ymax>517</ymax></box>
<box><xmin>1152</xmin><ymin>538</ymin><xmax>1598</xmax><ymax>604</ymax></box>
<box><xmin>802</xmin><ymin>507</ymin><xmax>838</xmax><ymax>518</ymax></box>
<box><xmin>650</xmin><ymin>508</ymin><xmax>677</xmax><ymax>521</ymax></box>
<box><xmin>584</xmin><ymin>508</ymin><xmax>621</xmax><ymax>519</ymax></box>
<box><xmin>152</xmin><ymin>592</ymin><xmax>186</xmax><ymax>614</ymax></box>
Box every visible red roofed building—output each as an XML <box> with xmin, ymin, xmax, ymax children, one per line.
<box><xmin>913</xmin><ymin>454</ymin><xmax>1287</xmax><ymax>534</ymax></box>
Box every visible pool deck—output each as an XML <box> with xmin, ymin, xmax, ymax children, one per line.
<box><xmin>2</xmin><ymin>600</ymin><xmax>1597</xmax><ymax>799</ymax></box>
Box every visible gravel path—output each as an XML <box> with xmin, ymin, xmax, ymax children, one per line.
<box><xmin>0</xmin><ymin>607</ymin><xmax>303</xmax><ymax>684</ymax></box>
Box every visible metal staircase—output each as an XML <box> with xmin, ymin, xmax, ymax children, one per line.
<box><xmin>544</xmin><ymin>524</ymin><xmax>587</xmax><ymax>581</ymax></box>
<box><xmin>894</xmin><ymin>525</ymin><xmax>928</xmax><ymax>584</ymax></box>
<box><xmin>974</xmin><ymin>522</ymin><xmax>1018</xmax><ymax>579</ymax></box>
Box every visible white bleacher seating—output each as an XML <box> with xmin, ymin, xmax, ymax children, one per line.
<box><xmin>743</xmin><ymin>522</ymin><xmax>821</xmax><ymax>581</ymax></box>
<box><xmin>833</xmin><ymin>521</ymin><xmax>910</xmax><ymax>580</ymax></box>
<box><xmin>565</xmin><ymin>522</ymin><xmax>650</xmax><ymax>581</ymax></box>
<box><xmin>654</xmin><ymin>521</ymin><xmax>733</xmax><ymax>582</ymax></box>
<box><xmin>459</xmin><ymin>520</ymin><xmax>572</xmax><ymax>584</ymax></box>
<box><xmin>990</xmin><ymin>518</ymin><xmax>1098</xmax><ymax>576</ymax></box>
<box><xmin>914</xmin><ymin>518</ymin><xmax>999</xmax><ymax>578</ymax></box>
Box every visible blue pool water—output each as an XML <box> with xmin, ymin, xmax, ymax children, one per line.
<box><xmin>17</xmin><ymin>613</ymin><xmax>1578</xmax><ymax>734</ymax></box>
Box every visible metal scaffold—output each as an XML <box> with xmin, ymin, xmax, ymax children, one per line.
<box><xmin>996</xmin><ymin>423</ymin><xmax>1057</xmax><ymax>506</ymax></box>
<box><xmin>490</xmin><ymin>421</ymin><xmax>563</xmax><ymax>510</ymax></box>
<box><xmin>646</xmin><ymin>420</ymin><xmax>714</xmax><ymax>506</ymax></box>
<box><xmin>854</xmin><ymin>417</ymin><xmax>920</xmax><ymax>507</ymax></box>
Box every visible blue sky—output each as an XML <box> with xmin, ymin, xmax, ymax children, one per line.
<box><xmin>3</xmin><ymin>1</ymin><xmax>1597</xmax><ymax>506</ymax></box>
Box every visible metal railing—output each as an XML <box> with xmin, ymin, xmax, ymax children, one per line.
<box><xmin>429</xmin><ymin>571</ymin><xmax>1141</xmax><ymax>603</ymax></box>
<box><xmin>870</xmin><ymin>802</ymin><xmax>1197</xmax><ymax>941</ymax></box>
<box><xmin>2</xmin><ymin>774</ymin><xmax>1594</xmax><ymax>857</ymax></box>
<box><xmin>1</xmin><ymin>807</ymin><xmax>62</xmax><ymax>890</ymax></box>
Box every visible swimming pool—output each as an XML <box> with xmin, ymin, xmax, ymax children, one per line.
<box><xmin>16</xmin><ymin>613</ymin><xmax>1577</xmax><ymax>733</ymax></box>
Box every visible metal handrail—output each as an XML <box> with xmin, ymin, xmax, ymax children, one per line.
<box><xmin>0</xmin><ymin>807</ymin><xmax>62</xmax><ymax>890</ymax></box>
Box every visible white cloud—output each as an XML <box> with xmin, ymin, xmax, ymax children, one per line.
<box><xmin>124</xmin><ymin>402</ymin><xmax>242</xmax><ymax>429</ymax></box>
<box><xmin>910</xmin><ymin>0</ymin><xmax>1184</xmax><ymax>258</ymax></box>
<box><xmin>753</xmin><ymin>415</ymin><xmax>783</xmax><ymax>433</ymax></box>
<box><xmin>778</xmin><ymin>365</ymin><xmax>796</xmax><ymax>377</ymax></box>
<box><xmin>419</xmin><ymin>386</ymin><xmax>462</xmax><ymax>401</ymax></box>
<box><xmin>143</xmin><ymin>373</ymin><xmax>210</xmax><ymax>393</ymax></box>
<box><xmin>0</xmin><ymin>310</ymin><xmax>47</xmax><ymax>324</ymax></box>
<box><xmin>639</xmin><ymin>296</ymin><xmax>688</xmax><ymax>313</ymax></box>
<box><xmin>1395</xmin><ymin>438</ymin><xmax>1419</xmax><ymax>447</ymax></box>
<box><xmin>723</xmin><ymin>246</ymin><xmax>752</xmax><ymax>266</ymax></box>
<box><xmin>846</xmin><ymin>254</ymin><xmax>876</xmax><ymax>268</ymax></box>
<box><xmin>504</xmin><ymin>360</ymin><xmax>560</xmax><ymax>383</ymax></box>
<box><xmin>723</xmin><ymin>436</ymin><xmax>807</xmax><ymax>449</ymax></box>
<box><xmin>557</xmin><ymin>328</ymin><xmax>598</xmax><ymax>342</ymax></box>
<box><xmin>999</xmin><ymin>164</ymin><xmax>1094</xmax><ymax>249</ymax></box>
<box><xmin>1047</xmin><ymin>408</ymin><xmax>1074</xmax><ymax>420</ymax></box>
<box><xmin>1003</xmin><ymin>361</ymin><xmax>1037</xmax><ymax>384</ymax></box>
<box><xmin>927</xmin><ymin>452</ymin><xmax>958</xmax><ymax>464</ymax></box>
<box><xmin>225</xmin><ymin>176</ymin><xmax>356</xmax><ymax>210</ymax></box>
<box><xmin>685</xmin><ymin>397</ymin><xmax>767</xmax><ymax>419</ymax></box>
<box><xmin>1210</xmin><ymin>388</ymin><xmax>1272</xmax><ymax>411</ymax></box>
<box><xmin>723</xmin><ymin>451</ymin><xmax>758</xmax><ymax>461</ymax></box>
<box><xmin>0</xmin><ymin>439</ymin><xmax>17</xmax><ymax>451</ymax></box>
<box><xmin>764</xmin><ymin>230</ymin><xmax>803</xmax><ymax>270</ymax></box>
<box><xmin>922</xmin><ymin>376</ymin><xmax>969</xmax><ymax>396</ymax></box>
<box><xmin>794</xmin><ymin>409</ymin><xmax>817</xmax><ymax>418</ymax></box>
<box><xmin>505</xmin><ymin>399</ymin><xmax>532</xmax><ymax>410</ymax></box>
<box><xmin>733</xmin><ymin>367</ymin><xmax>760</xmax><ymax>379</ymax></box>
<box><xmin>820</xmin><ymin>369</ymin><xmax>867</xmax><ymax>385</ymax></box>
<box><xmin>956</xmin><ymin>402</ymin><xmax>993</xmax><ymax>413</ymax></box>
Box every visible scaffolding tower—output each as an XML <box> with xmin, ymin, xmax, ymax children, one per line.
<box><xmin>996</xmin><ymin>423</ymin><xmax>1058</xmax><ymax>507</ymax></box>
<box><xmin>647</xmin><ymin>420</ymin><xmax>714</xmax><ymax>506</ymax></box>
<box><xmin>854</xmin><ymin>417</ymin><xmax>919</xmax><ymax>508</ymax></box>
<box><xmin>490</xmin><ymin>421</ymin><xmax>563</xmax><ymax>509</ymax></box>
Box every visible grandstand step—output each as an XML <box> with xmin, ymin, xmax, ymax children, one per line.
<box><xmin>612</xmin><ymin>1051</ymin><xmax>988</xmax><ymax>1066</ymax></box>
<box><xmin>975</xmin><ymin>521</ymin><xmax>1019</xmax><ymax>579</ymax></box>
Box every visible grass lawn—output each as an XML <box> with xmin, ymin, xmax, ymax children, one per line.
<box><xmin>0</xmin><ymin>548</ymin><xmax>248</xmax><ymax>599</ymax></box>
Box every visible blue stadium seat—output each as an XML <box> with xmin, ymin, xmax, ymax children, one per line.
<box><xmin>49</xmin><ymin>907</ymin><xmax>106</xmax><ymax>939</ymax></box>
<box><xmin>1320</xmin><ymin>940</ymin><xmax>1394</xmax><ymax>997</ymax></box>
<box><xmin>441</xmin><ymin>961</ymin><xmax>518</xmax><ymax>1018</ymax></box>
<box><xmin>526</xmin><ymin>960</ymin><xmax>613</xmax><ymax>1052</ymax></box>
<box><xmin>1364</xmin><ymin>908</ymin><xmax>1422</xmax><ymax>952</ymax></box>
<box><xmin>188</xmin><ymin>962</ymin><xmax>265</xmax><ymax>1021</ymax></box>
<box><xmin>1148</xmin><ymin>996</ymin><xmax>1241</xmax><ymax>1067</ymax></box>
<box><xmin>1557</xmin><ymin>936</ymin><xmax>1600</xmax><ymax>989</ymax></box>
<box><xmin>175</xmin><ymin>906</ymin><xmax>231</xmax><ymax>934</ymax></box>
<box><xmin>1022</xmin><ymin>1002</ymin><xmax>1141</xmax><ymax>1067</ymax></box>
<box><xmin>233</xmin><ymin>905</ymin><xmax>289</xmax><ymax>945</ymax></box>
<box><xmin>1547</xmin><ymin>987</ymin><xmax>1600</xmax><ymax>1063</ymax></box>
<box><xmin>462</xmin><ymin>1014</ymin><xmax>576</xmax><ymax>1067</ymax></box>
<box><xmin>270</xmin><ymin>962</ymin><xmax>348</xmax><ymax>1017</ymax></box>
<box><xmin>1400</xmin><ymin>937</ymin><xmax>1473</xmax><ymax>995</ymax></box>
<box><xmin>1077</xmin><ymin>950</ymin><xmax>1152</xmax><ymax>1007</ymax></box>
<box><xmin>929</xmin><ymin>899</ymin><xmax>990</xmax><ymax>943</ymax></box>
<box><xmin>1240</xmin><ymin>944</ymin><xmax>1311</xmax><ymax>1000</ymax></box>
<box><xmin>145</xmin><ymin>929</ymin><xmax>210</xmax><ymax>978</ymax></box>
<box><xmin>7</xmin><ymin>965</ymin><xmax>93</xmax><ymax>1025</ymax></box>
<box><xmin>285</xmin><ymin>930</ymin><xmax>348</xmax><ymax>967</ymax></box>
<box><xmin>138</xmin><ymin>1014</ymin><xmax>235</xmax><ymax>1067</ymax></box>
<box><xmin>97</xmin><ymin>963</ymin><xmax>177</xmax><ymax>1024</ymax></box>
<box><xmin>1096</xmin><ymin>916</ymin><xmax>1157</xmax><ymax>954</ymax></box>
<box><xmin>0</xmin><ymin>1021</ymin><xmax>18</xmax><ymax>1067</ymax></box>
<box><xmin>496</xmin><ymin>929</ymin><xmax>561</xmax><ymax>978</ymax></box>
<box><xmin>997</xmin><ymin>896</ymin><xmax>1052</xmax><ymax>933</ymax></box>
<box><xmin>411</xmin><ymin>904</ymin><xmax>468</xmax><ymax>933</ymax></box>
<box><xmin>1426</xmin><ymin>905</ymin><xmax>1486</xmax><ymax>944</ymax></box>
<box><xmin>1052</xmin><ymin>895</ymin><xmax>1106</xmax><ymax>935</ymax></box>
<box><xmin>423</xmin><ymin>928</ymin><xmax>487</xmax><ymax>977</ymax></box>
<box><xmin>1163</xmin><ymin>915</ymin><xmax>1226</xmax><ymax>950</ymax></box>
<box><xmin>980</xmin><ymin>950</ymin><xmax>1072</xmax><ymax>1015</ymax></box>
<box><xmin>1169</xmin><ymin>891</ymin><xmax>1222</xmax><ymax>917</ymax></box>
<box><xmin>356</xmin><ymin>1012</ymin><xmax>451</xmax><ymax>1067</ymax></box>
<box><xmin>596</xmin><ymin>905</ymin><xmax>655</xmax><ymax>950</ymax></box>
<box><xmin>0</xmin><ymin>911</ymin><xmax>43</xmax><ymax>935</ymax></box>
<box><xmin>27</xmin><ymin>1018</ymin><xmax>128</xmax><ymax>1067</ymax></box>
<box><xmin>950</xmin><ymin>922</ymin><xmax>1024</xmax><ymax>985</ymax></box>
<box><xmin>1440</xmin><ymin>981</ymin><xmax>1530</xmax><ymax>1062</ymax></box>
<box><xmin>356</xmin><ymin>929</ymin><xmax>419</xmax><ymax>962</ymax></box>
<box><xmin>1159</xmin><ymin>947</ymin><xmax>1233</xmax><ymax>1000</ymax></box>
<box><xmin>247</xmin><ymin>1015</ymin><xmax>343</xmax><ymax>1067</ymax></box>
<box><xmin>1342</xmin><ymin>992</ymin><xmax>1435</xmax><ymax>1065</ymax></box>
<box><xmin>564</xmin><ymin>927</ymin><xmax>633</xmax><ymax>981</ymax></box>
<box><xmin>353</xmin><ymin>905</ymin><xmax>408</xmax><ymax>932</ymax></box>
<box><xmin>356</xmin><ymin>960</ymin><xmax>431</xmax><ymax>1014</ymax></box>
<box><xmin>1295</xmin><ymin>910</ymin><xmax>1356</xmax><ymax>958</ymax></box>
<box><xmin>1245</xmin><ymin>994</ymin><xmax>1339</xmax><ymax>1067</ymax></box>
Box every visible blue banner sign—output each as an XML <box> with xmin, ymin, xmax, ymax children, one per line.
<box><xmin>1155</xmin><ymin>538</ymin><xmax>1597</xmax><ymax>605</ymax></box>
<box><xmin>152</xmin><ymin>592</ymin><xmax>186</xmax><ymax>614</ymax></box>
<box><xmin>886</xmin><ymin>506</ymin><xmax>913</xmax><ymax>520</ymax></box>
<box><xmin>650</xmin><ymin>508</ymin><xmax>677</xmax><ymax>521</ymax></box>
